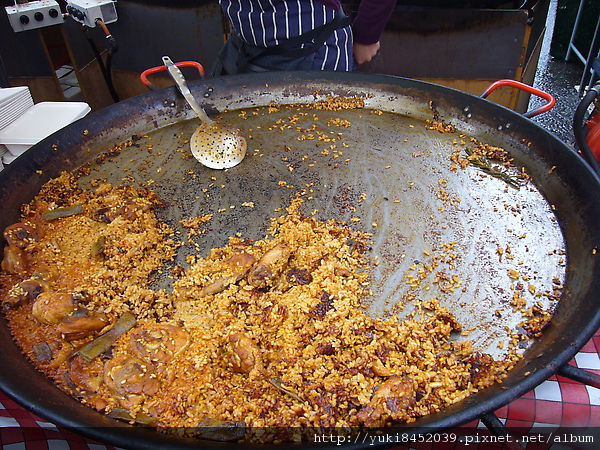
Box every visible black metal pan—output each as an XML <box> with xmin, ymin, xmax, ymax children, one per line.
<box><xmin>0</xmin><ymin>71</ymin><xmax>599</xmax><ymax>449</ymax></box>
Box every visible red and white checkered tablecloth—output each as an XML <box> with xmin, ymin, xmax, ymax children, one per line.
<box><xmin>1</xmin><ymin>328</ymin><xmax>599</xmax><ymax>449</ymax></box>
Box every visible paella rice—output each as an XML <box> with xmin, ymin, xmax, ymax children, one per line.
<box><xmin>0</xmin><ymin>95</ymin><xmax>562</xmax><ymax>443</ymax></box>
<box><xmin>0</xmin><ymin>168</ymin><xmax>525</xmax><ymax>443</ymax></box>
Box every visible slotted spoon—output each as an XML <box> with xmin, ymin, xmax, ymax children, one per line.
<box><xmin>163</xmin><ymin>56</ymin><xmax>247</xmax><ymax>169</ymax></box>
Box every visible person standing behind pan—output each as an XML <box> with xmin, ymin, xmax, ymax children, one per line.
<box><xmin>209</xmin><ymin>0</ymin><xmax>396</xmax><ymax>76</ymax></box>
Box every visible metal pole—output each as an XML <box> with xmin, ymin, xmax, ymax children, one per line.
<box><xmin>579</xmin><ymin>14</ymin><xmax>600</xmax><ymax>93</ymax></box>
<box><xmin>566</xmin><ymin>0</ymin><xmax>587</xmax><ymax>62</ymax></box>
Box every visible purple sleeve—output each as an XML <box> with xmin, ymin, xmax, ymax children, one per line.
<box><xmin>351</xmin><ymin>0</ymin><xmax>396</xmax><ymax>45</ymax></box>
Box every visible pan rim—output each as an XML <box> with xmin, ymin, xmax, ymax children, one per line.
<box><xmin>0</xmin><ymin>70</ymin><xmax>598</xmax><ymax>448</ymax></box>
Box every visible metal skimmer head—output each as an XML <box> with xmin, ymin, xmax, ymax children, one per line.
<box><xmin>190</xmin><ymin>123</ymin><xmax>247</xmax><ymax>169</ymax></box>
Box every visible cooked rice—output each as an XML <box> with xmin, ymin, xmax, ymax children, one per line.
<box><xmin>0</xmin><ymin>96</ymin><xmax>557</xmax><ymax>444</ymax></box>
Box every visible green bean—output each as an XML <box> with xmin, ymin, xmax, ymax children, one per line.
<box><xmin>42</xmin><ymin>204</ymin><xmax>84</xmax><ymax>221</ymax></box>
<box><xmin>90</xmin><ymin>235</ymin><xmax>106</xmax><ymax>258</ymax></box>
<box><xmin>108</xmin><ymin>407</ymin><xmax>158</xmax><ymax>426</ymax></box>
<box><xmin>76</xmin><ymin>311</ymin><xmax>136</xmax><ymax>361</ymax></box>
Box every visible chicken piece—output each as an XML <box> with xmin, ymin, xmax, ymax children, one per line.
<box><xmin>247</xmin><ymin>243</ymin><xmax>290</xmax><ymax>288</ymax></box>
<box><xmin>371</xmin><ymin>357</ymin><xmax>394</xmax><ymax>377</ymax></box>
<box><xmin>67</xmin><ymin>353</ymin><xmax>105</xmax><ymax>392</ymax></box>
<box><xmin>32</xmin><ymin>292</ymin><xmax>76</xmax><ymax>324</ymax></box>
<box><xmin>120</xmin><ymin>199</ymin><xmax>152</xmax><ymax>220</ymax></box>
<box><xmin>357</xmin><ymin>375</ymin><xmax>415</xmax><ymax>426</ymax></box>
<box><xmin>3</xmin><ymin>222</ymin><xmax>41</xmax><ymax>249</ymax></box>
<box><xmin>130</xmin><ymin>323</ymin><xmax>190</xmax><ymax>364</ymax></box>
<box><xmin>57</xmin><ymin>311</ymin><xmax>109</xmax><ymax>341</ymax></box>
<box><xmin>200</xmin><ymin>251</ymin><xmax>256</xmax><ymax>296</ymax></box>
<box><xmin>1</xmin><ymin>245</ymin><xmax>28</xmax><ymax>275</ymax></box>
<box><xmin>104</xmin><ymin>354</ymin><xmax>160</xmax><ymax>397</ymax></box>
<box><xmin>228</xmin><ymin>332</ymin><xmax>263</xmax><ymax>377</ymax></box>
<box><xmin>4</xmin><ymin>277</ymin><xmax>48</xmax><ymax>309</ymax></box>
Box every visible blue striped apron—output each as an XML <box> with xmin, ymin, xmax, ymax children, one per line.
<box><xmin>215</xmin><ymin>0</ymin><xmax>354</xmax><ymax>73</ymax></box>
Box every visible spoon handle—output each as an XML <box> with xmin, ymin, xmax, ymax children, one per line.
<box><xmin>163</xmin><ymin>56</ymin><xmax>214</xmax><ymax>125</ymax></box>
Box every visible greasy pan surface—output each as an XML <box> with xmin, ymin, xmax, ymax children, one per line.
<box><xmin>0</xmin><ymin>72</ymin><xmax>599</xmax><ymax>449</ymax></box>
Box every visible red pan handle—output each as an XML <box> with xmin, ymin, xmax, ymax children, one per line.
<box><xmin>481</xmin><ymin>79</ymin><xmax>556</xmax><ymax>118</ymax></box>
<box><xmin>140</xmin><ymin>61</ymin><xmax>205</xmax><ymax>90</ymax></box>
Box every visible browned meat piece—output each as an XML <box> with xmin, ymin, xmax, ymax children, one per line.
<box><xmin>120</xmin><ymin>199</ymin><xmax>152</xmax><ymax>220</ymax></box>
<box><xmin>1</xmin><ymin>246</ymin><xmax>28</xmax><ymax>275</ymax></box>
<box><xmin>92</xmin><ymin>207</ymin><xmax>113</xmax><ymax>224</ymax></box>
<box><xmin>57</xmin><ymin>312</ymin><xmax>109</xmax><ymax>341</ymax></box>
<box><xmin>104</xmin><ymin>354</ymin><xmax>160</xmax><ymax>397</ymax></box>
<box><xmin>4</xmin><ymin>278</ymin><xmax>48</xmax><ymax>309</ymax></box>
<box><xmin>130</xmin><ymin>323</ymin><xmax>190</xmax><ymax>363</ymax></box>
<box><xmin>464</xmin><ymin>353</ymin><xmax>498</xmax><ymax>388</ymax></box>
<box><xmin>67</xmin><ymin>353</ymin><xmax>105</xmax><ymax>392</ymax></box>
<box><xmin>32</xmin><ymin>293</ymin><xmax>76</xmax><ymax>324</ymax></box>
<box><xmin>357</xmin><ymin>375</ymin><xmax>416</xmax><ymax>426</ymax></box>
<box><xmin>334</xmin><ymin>267</ymin><xmax>352</xmax><ymax>277</ymax></box>
<box><xmin>247</xmin><ymin>243</ymin><xmax>290</xmax><ymax>288</ymax></box>
<box><xmin>371</xmin><ymin>357</ymin><xmax>394</xmax><ymax>377</ymax></box>
<box><xmin>93</xmin><ymin>199</ymin><xmax>152</xmax><ymax>224</ymax></box>
<box><xmin>200</xmin><ymin>251</ymin><xmax>256</xmax><ymax>296</ymax></box>
<box><xmin>4</xmin><ymin>222</ymin><xmax>41</xmax><ymax>249</ymax></box>
<box><xmin>309</xmin><ymin>291</ymin><xmax>335</xmax><ymax>318</ymax></box>
<box><xmin>286</xmin><ymin>267</ymin><xmax>313</xmax><ymax>285</ymax></box>
<box><xmin>228</xmin><ymin>332</ymin><xmax>263</xmax><ymax>377</ymax></box>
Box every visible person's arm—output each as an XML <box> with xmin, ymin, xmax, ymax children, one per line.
<box><xmin>351</xmin><ymin>0</ymin><xmax>396</xmax><ymax>64</ymax></box>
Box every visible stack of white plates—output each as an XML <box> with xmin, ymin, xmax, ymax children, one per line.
<box><xmin>0</xmin><ymin>87</ymin><xmax>34</xmax><ymax>171</ymax></box>
<box><xmin>0</xmin><ymin>87</ymin><xmax>34</xmax><ymax>129</ymax></box>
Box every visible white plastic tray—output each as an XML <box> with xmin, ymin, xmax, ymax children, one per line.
<box><xmin>0</xmin><ymin>102</ymin><xmax>90</xmax><ymax>156</ymax></box>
